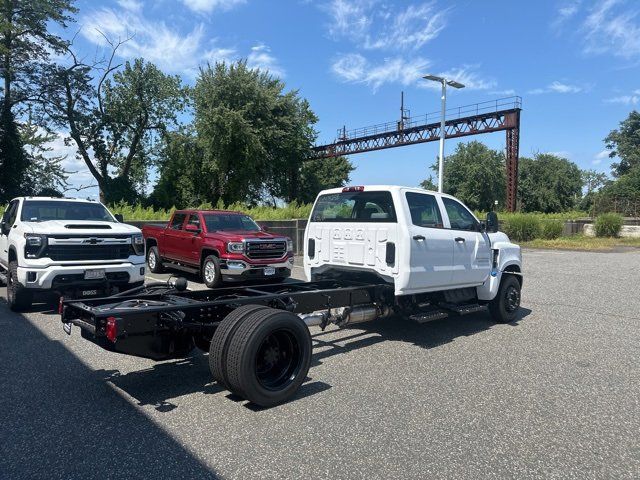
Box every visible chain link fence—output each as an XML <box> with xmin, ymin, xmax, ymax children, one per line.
<box><xmin>591</xmin><ymin>196</ymin><xmax>640</xmax><ymax>218</ymax></box>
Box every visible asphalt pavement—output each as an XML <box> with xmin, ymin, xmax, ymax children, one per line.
<box><xmin>1</xmin><ymin>250</ymin><xmax>639</xmax><ymax>479</ymax></box>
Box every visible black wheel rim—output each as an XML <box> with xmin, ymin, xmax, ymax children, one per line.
<box><xmin>505</xmin><ymin>285</ymin><xmax>521</xmax><ymax>312</ymax></box>
<box><xmin>255</xmin><ymin>329</ymin><xmax>301</xmax><ymax>391</ymax></box>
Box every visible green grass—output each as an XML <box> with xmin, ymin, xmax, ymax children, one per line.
<box><xmin>522</xmin><ymin>235</ymin><xmax>640</xmax><ymax>251</ymax></box>
<box><xmin>475</xmin><ymin>210</ymin><xmax>591</xmax><ymax>221</ymax></box>
<box><xmin>109</xmin><ymin>200</ymin><xmax>313</xmax><ymax>221</ymax></box>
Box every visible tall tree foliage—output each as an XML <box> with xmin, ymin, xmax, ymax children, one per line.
<box><xmin>189</xmin><ymin>61</ymin><xmax>351</xmax><ymax>205</ymax></box>
<box><xmin>604</xmin><ymin>111</ymin><xmax>640</xmax><ymax>177</ymax></box>
<box><xmin>518</xmin><ymin>153</ymin><xmax>582</xmax><ymax>212</ymax></box>
<box><xmin>421</xmin><ymin>141</ymin><xmax>505</xmax><ymax>211</ymax></box>
<box><xmin>0</xmin><ymin>0</ymin><xmax>76</xmax><ymax>203</ymax></box>
<box><xmin>44</xmin><ymin>50</ymin><xmax>187</xmax><ymax>203</ymax></box>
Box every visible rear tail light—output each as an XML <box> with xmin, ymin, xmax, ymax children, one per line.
<box><xmin>58</xmin><ymin>297</ymin><xmax>64</xmax><ymax>315</ymax></box>
<box><xmin>106</xmin><ymin>316</ymin><xmax>118</xmax><ymax>343</ymax></box>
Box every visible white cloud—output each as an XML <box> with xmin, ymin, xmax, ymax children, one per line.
<box><xmin>117</xmin><ymin>0</ymin><xmax>143</xmax><ymax>12</ymax></box>
<box><xmin>331</xmin><ymin>53</ymin><xmax>429</xmax><ymax>90</ymax></box>
<box><xmin>604</xmin><ymin>89</ymin><xmax>640</xmax><ymax>105</ymax></box>
<box><xmin>327</xmin><ymin>0</ymin><xmax>449</xmax><ymax>51</ymax></box>
<box><xmin>528</xmin><ymin>81</ymin><xmax>584</xmax><ymax>94</ymax></box>
<box><xmin>81</xmin><ymin>5</ymin><xmax>281</xmax><ymax>78</ymax></box>
<box><xmin>418</xmin><ymin>65</ymin><xmax>497</xmax><ymax>91</ymax></box>
<box><xmin>247</xmin><ymin>44</ymin><xmax>286</xmax><ymax>78</ymax></box>
<box><xmin>582</xmin><ymin>0</ymin><xmax>640</xmax><ymax>59</ymax></box>
<box><xmin>182</xmin><ymin>0</ymin><xmax>246</xmax><ymax>14</ymax></box>
<box><xmin>592</xmin><ymin>149</ymin><xmax>610</xmax><ymax>164</ymax></box>
<box><xmin>551</xmin><ymin>1</ymin><xmax>582</xmax><ymax>29</ymax></box>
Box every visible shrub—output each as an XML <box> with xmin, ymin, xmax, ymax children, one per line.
<box><xmin>541</xmin><ymin>219</ymin><xmax>564</xmax><ymax>239</ymax></box>
<box><xmin>503</xmin><ymin>214</ymin><xmax>542</xmax><ymax>242</ymax></box>
<box><xmin>594</xmin><ymin>213</ymin><xmax>623</xmax><ymax>237</ymax></box>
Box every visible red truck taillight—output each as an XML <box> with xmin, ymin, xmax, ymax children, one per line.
<box><xmin>106</xmin><ymin>316</ymin><xmax>118</xmax><ymax>343</ymax></box>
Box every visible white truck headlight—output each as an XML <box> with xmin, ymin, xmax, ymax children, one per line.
<box><xmin>286</xmin><ymin>239</ymin><xmax>293</xmax><ymax>252</ymax></box>
<box><xmin>24</xmin><ymin>234</ymin><xmax>47</xmax><ymax>258</ymax></box>
<box><xmin>132</xmin><ymin>234</ymin><xmax>144</xmax><ymax>255</ymax></box>
<box><xmin>227</xmin><ymin>241</ymin><xmax>244</xmax><ymax>253</ymax></box>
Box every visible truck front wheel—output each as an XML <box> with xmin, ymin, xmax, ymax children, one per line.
<box><xmin>147</xmin><ymin>246</ymin><xmax>164</xmax><ymax>273</ymax></box>
<box><xmin>488</xmin><ymin>274</ymin><xmax>521</xmax><ymax>324</ymax></box>
<box><xmin>7</xmin><ymin>261</ymin><xmax>33</xmax><ymax>312</ymax></box>
<box><xmin>225</xmin><ymin>308</ymin><xmax>312</xmax><ymax>407</ymax></box>
<box><xmin>202</xmin><ymin>255</ymin><xmax>222</xmax><ymax>288</ymax></box>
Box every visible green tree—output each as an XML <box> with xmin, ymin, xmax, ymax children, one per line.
<box><xmin>192</xmin><ymin>61</ymin><xmax>321</xmax><ymax>205</ymax></box>
<box><xmin>0</xmin><ymin>0</ymin><xmax>76</xmax><ymax>203</ymax></box>
<box><xmin>297</xmin><ymin>156</ymin><xmax>353</xmax><ymax>203</ymax></box>
<box><xmin>45</xmin><ymin>50</ymin><xmax>187</xmax><ymax>203</ymax></box>
<box><xmin>581</xmin><ymin>169</ymin><xmax>609</xmax><ymax>195</ymax></box>
<box><xmin>518</xmin><ymin>153</ymin><xmax>582</xmax><ymax>212</ymax></box>
<box><xmin>421</xmin><ymin>141</ymin><xmax>505</xmax><ymax>211</ymax></box>
<box><xmin>604</xmin><ymin>110</ymin><xmax>640</xmax><ymax>177</ymax></box>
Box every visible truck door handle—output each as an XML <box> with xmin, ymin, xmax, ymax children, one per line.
<box><xmin>454</xmin><ymin>237</ymin><xmax>465</xmax><ymax>243</ymax></box>
<box><xmin>413</xmin><ymin>235</ymin><xmax>425</xmax><ymax>241</ymax></box>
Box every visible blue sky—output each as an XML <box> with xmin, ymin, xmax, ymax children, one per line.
<box><xmin>56</xmin><ymin>0</ymin><xmax>640</xmax><ymax>198</ymax></box>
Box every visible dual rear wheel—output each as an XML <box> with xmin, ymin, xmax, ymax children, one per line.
<box><xmin>209</xmin><ymin>305</ymin><xmax>312</xmax><ymax>407</ymax></box>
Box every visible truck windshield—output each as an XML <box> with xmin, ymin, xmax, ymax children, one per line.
<box><xmin>311</xmin><ymin>191</ymin><xmax>397</xmax><ymax>222</ymax></box>
<box><xmin>20</xmin><ymin>200</ymin><xmax>114</xmax><ymax>222</ymax></box>
<box><xmin>203</xmin><ymin>214</ymin><xmax>261</xmax><ymax>232</ymax></box>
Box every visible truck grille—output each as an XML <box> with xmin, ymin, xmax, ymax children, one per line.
<box><xmin>45</xmin><ymin>244</ymin><xmax>134</xmax><ymax>261</ymax></box>
<box><xmin>245</xmin><ymin>241</ymin><xmax>287</xmax><ymax>259</ymax></box>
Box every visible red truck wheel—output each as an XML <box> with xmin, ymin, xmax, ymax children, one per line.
<box><xmin>202</xmin><ymin>255</ymin><xmax>222</xmax><ymax>288</ymax></box>
<box><xmin>147</xmin><ymin>246</ymin><xmax>164</xmax><ymax>273</ymax></box>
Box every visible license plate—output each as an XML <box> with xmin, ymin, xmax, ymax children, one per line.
<box><xmin>84</xmin><ymin>269</ymin><xmax>105</xmax><ymax>280</ymax></box>
<box><xmin>264</xmin><ymin>267</ymin><xmax>276</xmax><ymax>276</ymax></box>
<box><xmin>63</xmin><ymin>322</ymin><xmax>72</xmax><ymax>335</ymax></box>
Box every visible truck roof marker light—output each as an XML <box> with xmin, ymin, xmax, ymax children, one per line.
<box><xmin>342</xmin><ymin>186</ymin><xmax>365</xmax><ymax>192</ymax></box>
<box><xmin>106</xmin><ymin>316</ymin><xmax>118</xmax><ymax>343</ymax></box>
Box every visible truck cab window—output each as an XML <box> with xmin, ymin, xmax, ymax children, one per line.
<box><xmin>311</xmin><ymin>191</ymin><xmax>396</xmax><ymax>222</ymax></box>
<box><xmin>442</xmin><ymin>197</ymin><xmax>478</xmax><ymax>231</ymax></box>
<box><xmin>405</xmin><ymin>192</ymin><xmax>443</xmax><ymax>228</ymax></box>
<box><xmin>187</xmin><ymin>214</ymin><xmax>200</xmax><ymax>229</ymax></box>
<box><xmin>170</xmin><ymin>213</ymin><xmax>187</xmax><ymax>230</ymax></box>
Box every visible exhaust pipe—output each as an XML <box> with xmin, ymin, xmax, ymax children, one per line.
<box><xmin>299</xmin><ymin>304</ymin><xmax>391</xmax><ymax>329</ymax></box>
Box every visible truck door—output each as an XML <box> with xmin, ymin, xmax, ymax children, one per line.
<box><xmin>181</xmin><ymin>213</ymin><xmax>203</xmax><ymax>265</ymax></box>
<box><xmin>0</xmin><ymin>200</ymin><xmax>19</xmax><ymax>268</ymax></box>
<box><xmin>404</xmin><ymin>191</ymin><xmax>454</xmax><ymax>290</ymax></box>
<box><xmin>441</xmin><ymin>197</ymin><xmax>492</xmax><ymax>287</ymax></box>
<box><xmin>163</xmin><ymin>213</ymin><xmax>187</xmax><ymax>261</ymax></box>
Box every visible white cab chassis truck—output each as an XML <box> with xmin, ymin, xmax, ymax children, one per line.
<box><xmin>1</xmin><ymin>197</ymin><xmax>146</xmax><ymax>311</ymax></box>
<box><xmin>61</xmin><ymin>185</ymin><xmax>522</xmax><ymax>408</ymax></box>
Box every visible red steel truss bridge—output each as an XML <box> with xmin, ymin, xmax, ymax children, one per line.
<box><xmin>312</xmin><ymin>96</ymin><xmax>522</xmax><ymax>212</ymax></box>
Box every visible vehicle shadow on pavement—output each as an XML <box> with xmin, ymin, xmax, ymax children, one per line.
<box><xmin>310</xmin><ymin>308</ymin><xmax>532</xmax><ymax>367</ymax></box>
<box><xmin>0</xmin><ymin>305</ymin><xmax>220</xmax><ymax>480</ymax></box>
<box><xmin>96</xmin><ymin>353</ymin><xmax>224</xmax><ymax>412</ymax></box>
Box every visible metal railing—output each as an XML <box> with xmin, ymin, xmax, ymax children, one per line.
<box><xmin>335</xmin><ymin>96</ymin><xmax>522</xmax><ymax>141</ymax></box>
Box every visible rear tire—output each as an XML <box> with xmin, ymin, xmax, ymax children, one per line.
<box><xmin>202</xmin><ymin>255</ymin><xmax>222</xmax><ymax>289</ymax></box>
<box><xmin>488</xmin><ymin>274</ymin><xmax>521</xmax><ymax>324</ymax></box>
<box><xmin>147</xmin><ymin>246</ymin><xmax>164</xmax><ymax>274</ymax></box>
<box><xmin>225</xmin><ymin>308</ymin><xmax>312</xmax><ymax>407</ymax></box>
<box><xmin>7</xmin><ymin>261</ymin><xmax>33</xmax><ymax>312</ymax></box>
<box><xmin>209</xmin><ymin>304</ymin><xmax>270</xmax><ymax>389</ymax></box>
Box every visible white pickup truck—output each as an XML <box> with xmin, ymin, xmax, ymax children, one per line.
<box><xmin>304</xmin><ymin>185</ymin><xmax>522</xmax><ymax>323</ymax></box>
<box><xmin>60</xmin><ymin>185</ymin><xmax>523</xmax><ymax>407</ymax></box>
<box><xmin>1</xmin><ymin>197</ymin><xmax>146</xmax><ymax>311</ymax></box>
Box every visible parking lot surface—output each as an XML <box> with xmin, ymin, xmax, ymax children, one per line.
<box><xmin>1</xmin><ymin>250</ymin><xmax>639</xmax><ymax>479</ymax></box>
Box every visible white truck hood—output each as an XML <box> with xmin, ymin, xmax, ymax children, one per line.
<box><xmin>22</xmin><ymin>220</ymin><xmax>141</xmax><ymax>235</ymax></box>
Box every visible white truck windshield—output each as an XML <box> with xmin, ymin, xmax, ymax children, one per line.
<box><xmin>20</xmin><ymin>201</ymin><xmax>114</xmax><ymax>222</ymax></box>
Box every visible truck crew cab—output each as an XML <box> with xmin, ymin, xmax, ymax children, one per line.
<box><xmin>61</xmin><ymin>186</ymin><xmax>522</xmax><ymax>407</ymax></box>
<box><xmin>142</xmin><ymin>210</ymin><xmax>294</xmax><ymax>287</ymax></box>
<box><xmin>1</xmin><ymin>197</ymin><xmax>146</xmax><ymax>311</ymax></box>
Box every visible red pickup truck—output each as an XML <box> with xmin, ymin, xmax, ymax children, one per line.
<box><xmin>142</xmin><ymin>210</ymin><xmax>294</xmax><ymax>287</ymax></box>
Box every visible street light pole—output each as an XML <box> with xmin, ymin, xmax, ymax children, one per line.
<box><xmin>422</xmin><ymin>75</ymin><xmax>465</xmax><ymax>193</ymax></box>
